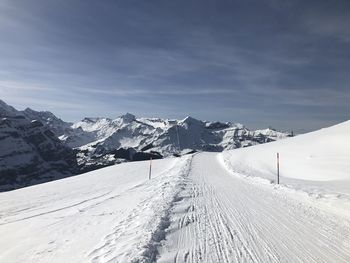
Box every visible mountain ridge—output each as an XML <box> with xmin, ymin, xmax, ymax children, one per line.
<box><xmin>0</xmin><ymin>100</ymin><xmax>78</xmax><ymax>191</ymax></box>
<box><xmin>0</xmin><ymin>99</ymin><xmax>292</xmax><ymax>190</ymax></box>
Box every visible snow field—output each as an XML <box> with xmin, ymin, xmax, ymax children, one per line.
<box><xmin>0</xmin><ymin>156</ymin><xmax>192</xmax><ymax>263</ymax></box>
<box><xmin>1</xmin><ymin>120</ymin><xmax>350</xmax><ymax>262</ymax></box>
<box><xmin>221</xmin><ymin>120</ymin><xmax>350</xmax><ymax>218</ymax></box>
<box><xmin>157</xmin><ymin>153</ymin><xmax>350</xmax><ymax>263</ymax></box>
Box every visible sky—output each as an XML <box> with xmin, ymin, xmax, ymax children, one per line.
<box><xmin>0</xmin><ymin>0</ymin><xmax>350</xmax><ymax>133</ymax></box>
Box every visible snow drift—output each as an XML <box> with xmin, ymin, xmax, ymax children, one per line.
<box><xmin>222</xmin><ymin>120</ymin><xmax>350</xmax><ymax>182</ymax></box>
<box><xmin>221</xmin><ymin>120</ymin><xmax>350</xmax><ymax>217</ymax></box>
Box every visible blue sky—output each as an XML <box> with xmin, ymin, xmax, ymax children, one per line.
<box><xmin>1</xmin><ymin>0</ymin><xmax>350</xmax><ymax>132</ymax></box>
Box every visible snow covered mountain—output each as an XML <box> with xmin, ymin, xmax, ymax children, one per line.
<box><xmin>59</xmin><ymin>114</ymin><xmax>291</xmax><ymax>171</ymax></box>
<box><xmin>0</xmin><ymin>100</ymin><xmax>78</xmax><ymax>191</ymax></box>
<box><xmin>0</xmin><ymin>99</ymin><xmax>291</xmax><ymax>189</ymax></box>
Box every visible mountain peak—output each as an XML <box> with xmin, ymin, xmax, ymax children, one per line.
<box><xmin>81</xmin><ymin>117</ymin><xmax>100</xmax><ymax>123</ymax></box>
<box><xmin>120</xmin><ymin>113</ymin><xmax>136</xmax><ymax>122</ymax></box>
<box><xmin>23</xmin><ymin>107</ymin><xmax>58</xmax><ymax>120</ymax></box>
<box><xmin>180</xmin><ymin>116</ymin><xmax>202</xmax><ymax>125</ymax></box>
<box><xmin>23</xmin><ymin>107</ymin><xmax>35</xmax><ymax>112</ymax></box>
<box><xmin>0</xmin><ymin>99</ymin><xmax>7</xmax><ymax>107</ymax></box>
<box><xmin>0</xmin><ymin>99</ymin><xmax>19</xmax><ymax>116</ymax></box>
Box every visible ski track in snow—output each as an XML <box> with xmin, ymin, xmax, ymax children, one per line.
<box><xmin>0</xmin><ymin>157</ymin><xmax>192</xmax><ymax>263</ymax></box>
<box><xmin>157</xmin><ymin>152</ymin><xmax>350</xmax><ymax>263</ymax></box>
<box><xmin>87</xmin><ymin>156</ymin><xmax>193</xmax><ymax>263</ymax></box>
<box><xmin>1</xmin><ymin>152</ymin><xmax>350</xmax><ymax>262</ymax></box>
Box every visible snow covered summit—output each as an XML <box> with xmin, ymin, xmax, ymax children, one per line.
<box><xmin>0</xmin><ymin>99</ymin><xmax>291</xmax><ymax>190</ymax></box>
<box><xmin>60</xmin><ymin>113</ymin><xmax>291</xmax><ymax>171</ymax></box>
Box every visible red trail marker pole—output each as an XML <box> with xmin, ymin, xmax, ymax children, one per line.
<box><xmin>277</xmin><ymin>152</ymin><xmax>280</xmax><ymax>184</ymax></box>
<box><xmin>149</xmin><ymin>156</ymin><xmax>152</xmax><ymax>180</ymax></box>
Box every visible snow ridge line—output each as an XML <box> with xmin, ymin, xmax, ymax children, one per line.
<box><xmin>138</xmin><ymin>155</ymin><xmax>194</xmax><ymax>263</ymax></box>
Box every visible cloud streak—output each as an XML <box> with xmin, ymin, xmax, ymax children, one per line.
<box><xmin>0</xmin><ymin>0</ymin><xmax>349</xmax><ymax>132</ymax></box>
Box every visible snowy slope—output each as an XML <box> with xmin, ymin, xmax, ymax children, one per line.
<box><xmin>221</xmin><ymin>120</ymin><xmax>350</xmax><ymax>216</ymax></box>
<box><xmin>0</xmin><ymin>156</ymin><xmax>192</xmax><ymax>263</ymax></box>
<box><xmin>1</xmin><ymin>151</ymin><xmax>350</xmax><ymax>262</ymax></box>
<box><xmin>158</xmin><ymin>153</ymin><xmax>350</xmax><ymax>262</ymax></box>
<box><xmin>222</xmin><ymin>120</ymin><xmax>350</xmax><ymax>183</ymax></box>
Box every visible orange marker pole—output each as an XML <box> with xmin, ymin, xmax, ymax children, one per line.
<box><xmin>149</xmin><ymin>156</ymin><xmax>152</xmax><ymax>180</ymax></box>
<box><xmin>277</xmin><ymin>152</ymin><xmax>280</xmax><ymax>184</ymax></box>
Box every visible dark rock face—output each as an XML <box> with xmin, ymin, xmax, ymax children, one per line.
<box><xmin>113</xmin><ymin>147</ymin><xmax>162</xmax><ymax>161</ymax></box>
<box><xmin>77</xmin><ymin>147</ymin><xmax>163</xmax><ymax>173</ymax></box>
<box><xmin>132</xmin><ymin>151</ymin><xmax>162</xmax><ymax>161</ymax></box>
<box><xmin>205</xmin><ymin>122</ymin><xmax>230</xmax><ymax>129</ymax></box>
<box><xmin>22</xmin><ymin>108</ymin><xmax>73</xmax><ymax>136</ymax></box>
<box><xmin>0</xmin><ymin>101</ymin><xmax>78</xmax><ymax>191</ymax></box>
<box><xmin>113</xmin><ymin>148</ymin><xmax>137</xmax><ymax>160</ymax></box>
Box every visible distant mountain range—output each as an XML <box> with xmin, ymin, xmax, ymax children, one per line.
<box><xmin>0</xmin><ymin>99</ymin><xmax>292</xmax><ymax>191</ymax></box>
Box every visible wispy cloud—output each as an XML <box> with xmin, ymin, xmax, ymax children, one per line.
<box><xmin>0</xmin><ymin>0</ymin><xmax>349</xmax><ymax>132</ymax></box>
<box><xmin>0</xmin><ymin>80</ymin><xmax>55</xmax><ymax>91</ymax></box>
<box><xmin>3</xmin><ymin>96</ymin><xmax>86</xmax><ymax>111</ymax></box>
<box><xmin>79</xmin><ymin>87</ymin><xmax>239</xmax><ymax>96</ymax></box>
<box><xmin>302</xmin><ymin>12</ymin><xmax>350</xmax><ymax>43</ymax></box>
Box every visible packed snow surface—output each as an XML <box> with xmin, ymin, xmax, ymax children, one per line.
<box><xmin>222</xmin><ymin>120</ymin><xmax>350</xmax><ymax>214</ymax></box>
<box><xmin>158</xmin><ymin>153</ymin><xmax>350</xmax><ymax>262</ymax></box>
<box><xmin>0</xmin><ymin>157</ymin><xmax>192</xmax><ymax>262</ymax></box>
<box><xmin>1</xmin><ymin>121</ymin><xmax>350</xmax><ymax>262</ymax></box>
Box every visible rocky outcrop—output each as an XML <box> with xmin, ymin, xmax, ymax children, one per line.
<box><xmin>22</xmin><ymin>107</ymin><xmax>72</xmax><ymax>136</ymax></box>
<box><xmin>0</xmin><ymin>100</ymin><xmax>78</xmax><ymax>191</ymax></box>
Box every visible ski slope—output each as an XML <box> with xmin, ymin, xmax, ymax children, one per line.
<box><xmin>157</xmin><ymin>153</ymin><xmax>350</xmax><ymax>262</ymax></box>
<box><xmin>221</xmin><ymin>120</ymin><xmax>350</xmax><ymax>217</ymax></box>
<box><xmin>222</xmin><ymin>120</ymin><xmax>350</xmax><ymax>182</ymax></box>
<box><xmin>1</xmin><ymin>121</ymin><xmax>350</xmax><ymax>262</ymax></box>
<box><xmin>0</xmin><ymin>156</ymin><xmax>192</xmax><ymax>262</ymax></box>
